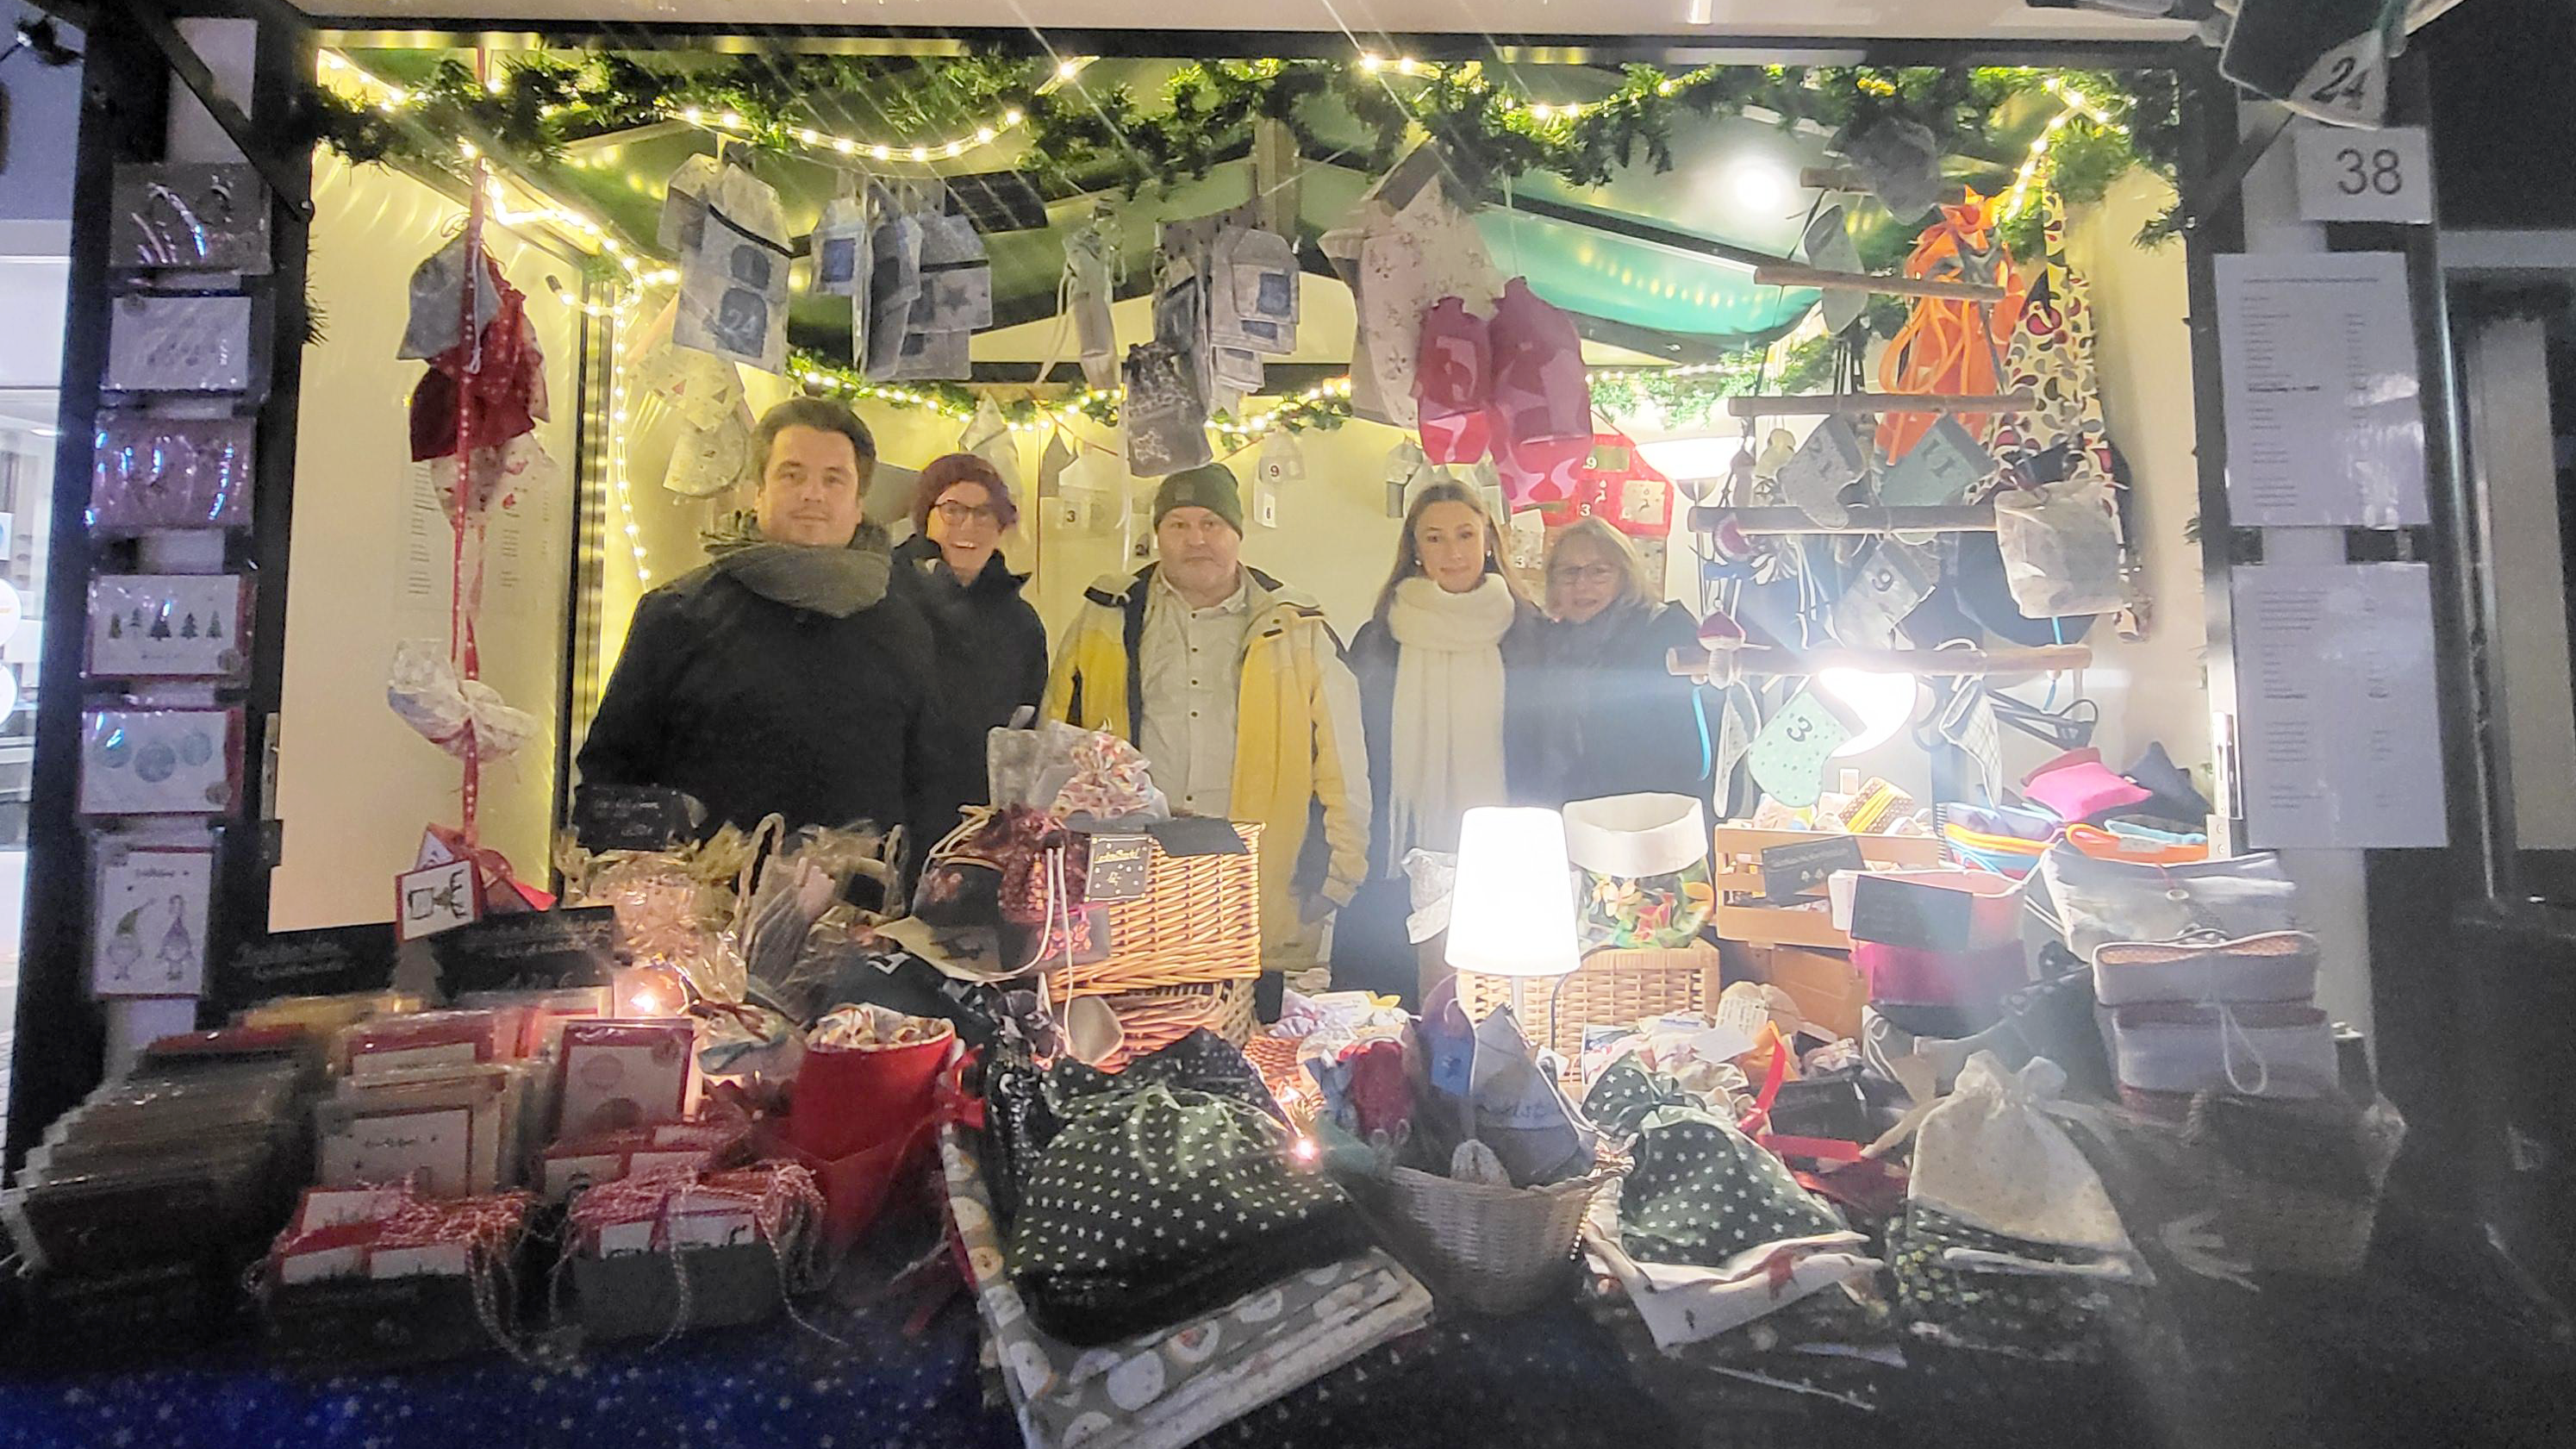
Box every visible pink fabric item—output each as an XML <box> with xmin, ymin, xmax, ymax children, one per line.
<box><xmin>1414</xmin><ymin>297</ymin><xmax>1494</xmax><ymax>465</ymax></box>
<box><xmin>1853</xmin><ymin>940</ymin><xmax>2029</xmax><ymax>1009</ymax></box>
<box><xmin>1485</xmin><ymin>278</ymin><xmax>1592</xmax><ymax>509</ymax></box>
<box><xmin>2022</xmin><ymin>758</ymin><xmax>2152</xmax><ymax>824</ymax></box>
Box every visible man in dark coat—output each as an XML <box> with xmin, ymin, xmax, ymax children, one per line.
<box><xmin>578</xmin><ymin>397</ymin><xmax>948</xmax><ymax>857</ymax></box>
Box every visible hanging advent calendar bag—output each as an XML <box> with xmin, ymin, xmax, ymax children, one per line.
<box><xmin>1573</xmin><ymin>431</ymin><xmax>1675</xmax><ymax>538</ymax></box>
<box><xmin>1486</xmin><ymin>278</ymin><xmax>1594</xmax><ymax>511</ymax></box>
<box><xmin>1414</xmin><ymin>296</ymin><xmax>1493</xmax><ymax>465</ymax></box>
<box><xmin>1563</xmin><ymin>793</ymin><xmax>1713</xmax><ymax>951</ymax></box>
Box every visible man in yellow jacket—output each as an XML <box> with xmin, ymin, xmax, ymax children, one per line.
<box><xmin>1043</xmin><ymin>464</ymin><xmax>1370</xmax><ymax>1003</ymax></box>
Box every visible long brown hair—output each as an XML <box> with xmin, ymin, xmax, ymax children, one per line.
<box><xmin>1371</xmin><ymin>478</ymin><xmax>1527</xmax><ymax>625</ymax></box>
<box><xmin>1544</xmin><ymin>515</ymin><xmax>1651</xmax><ymax>620</ymax></box>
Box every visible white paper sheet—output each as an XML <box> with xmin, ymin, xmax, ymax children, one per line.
<box><xmin>2215</xmin><ymin>252</ymin><xmax>2428</xmax><ymax>528</ymax></box>
<box><xmin>2231</xmin><ymin>561</ymin><xmax>2448</xmax><ymax>847</ymax></box>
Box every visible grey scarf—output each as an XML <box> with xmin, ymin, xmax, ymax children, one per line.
<box><xmin>704</xmin><ymin>517</ymin><xmax>893</xmax><ymax>618</ymax></box>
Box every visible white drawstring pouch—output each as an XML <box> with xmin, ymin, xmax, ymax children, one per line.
<box><xmin>1908</xmin><ymin>1052</ymin><xmax>2143</xmax><ymax>1278</ymax></box>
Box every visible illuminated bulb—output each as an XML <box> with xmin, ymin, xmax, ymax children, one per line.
<box><xmin>384</xmin><ymin>85</ymin><xmax>408</xmax><ymax>105</ymax></box>
<box><xmin>459</xmin><ymin>141</ymin><xmax>478</xmax><ymax>159</ymax></box>
<box><xmin>720</xmin><ymin>110</ymin><xmax>743</xmax><ymax>128</ymax></box>
<box><xmin>870</xmin><ymin>143</ymin><xmax>891</xmax><ymax>160</ymax></box>
<box><xmin>975</xmin><ymin>126</ymin><xmax>996</xmax><ymax>144</ymax></box>
<box><xmin>1528</xmin><ymin>103</ymin><xmax>1553</xmax><ymax>120</ymax></box>
<box><xmin>945</xmin><ymin>140</ymin><xmax>965</xmax><ymax>157</ymax></box>
<box><xmin>1003</xmin><ymin>108</ymin><xmax>1024</xmax><ymax>126</ymax></box>
<box><xmin>1819</xmin><ymin>669</ymin><xmax>1918</xmax><ymax>758</ymax></box>
<box><xmin>485</xmin><ymin>77</ymin><xmax>505</xmax><ymax>95</ymax></box>
<box><xmin>1360</xmin><ymin>53</ymin><xmax>1383</xmax><ymax>72</ymax></box>
<box><xmin>1292</xmin><ymin>1137</ymin><xmax>1319</xmax><ymax>1165</ymax></box>
<box><xmin>1397</xmin><ymin>57</ymin><xmax>1419</xmax><ymax>75</ymax></box>
<box><xmin>911</xmin><ymin>145</ymin><xmax>930</xmax><ymax>162</ymax></box>
<box><xmin>1057</xmin><ymin>59</ymin><xmax>1081</xmax><ymax>80</ymax></box>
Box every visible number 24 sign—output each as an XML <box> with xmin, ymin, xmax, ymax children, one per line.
<box><xmin>2293</xmin><ymin>124</ymin><xmax>2432</xmax><ymax>226</ymax></box>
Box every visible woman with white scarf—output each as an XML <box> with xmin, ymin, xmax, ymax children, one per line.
<box><xmin>1330</xmin><ymin>480</ymin><xmax>1546</xmax><ymax>1005</ymax></box>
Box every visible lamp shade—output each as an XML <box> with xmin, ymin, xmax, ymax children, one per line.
<box><xmin>1444</xmin><ymin>807</ymin><xmax>1581</xmax><ymax>979</ymax></box>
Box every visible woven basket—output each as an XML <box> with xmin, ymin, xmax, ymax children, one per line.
<box><xmin>1373</xmin><ymin>1165</ymin><xmax>1613</xmax><ymax>1315</ymax></box>
<box><xmin>1095</xmin><ymin>977</ymin><xmax>1257</xmax><ymax>1070</ymax></box>
<box><xmin>2183</xmin><ymin>1096</ymin><xmax>2407</xmax><ymax>1277</ymax></box>
<box><xmin>1054</xmin><ymin>824</ymin><xmax>1263</xmax><ymax>998</ymax></box>
<box><xmin>1459</xmin><ymin>941</ymin><xmax>1725</xmax><ymax>1059</ymax></box>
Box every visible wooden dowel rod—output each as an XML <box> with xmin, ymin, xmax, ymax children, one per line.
<box><xmin>1690</xmin><ymin>504</ymin><xmax>1997</xmax><ymax>535</ymax></box>
<box><xmin>1753</xmin><ymin>263</ymin><xmax>2010</xmax><ymax>303</ymax></box>
<box><xmin>1799</xmin><ymin>166</ymin><xmax>1973</xmax><ymax>203</ymax></box>
<box><xmin>1725</xmin><ymin>392</ymin><xmax>2035</xmax><ymax>418</ymax></box>
<box><xmin>1665</xmin><ymin>644</ymin><xmax>2093</xmax><ymax>680</ymax></box>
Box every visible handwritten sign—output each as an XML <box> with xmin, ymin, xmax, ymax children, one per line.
<box><xmin>571</xmin><ymin>784</ymin><xmax>702</xmax><ymax>853</ymax></box>
<box><xmin>1758</xmin><ymin>834</ymin><xmax>1865</xmax><ymax>906</ymax></box>
<box><xmin>217</xmin><ymin>922</ymin><xmax>397</xmax><ymax>1014</ymax></box>
<box><xmin>428</xmin><ymin>907</ymin><xmax>621</xmax><ymax>996</ymax></box>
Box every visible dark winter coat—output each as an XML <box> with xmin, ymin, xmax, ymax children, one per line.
<box><xmin>891</xmin><ymin>534</ymin><xmax>1049</xmax><ymax>817</ymax></box>
<box><xmin>1533</xmin><ymin>600</ymin><xmax>1708</xmax><ymax>808</ymax></box>
<box><xmin>577</xmin><ymin>561</ymin><xmax>949</xmax><ymax>847</ymax></box>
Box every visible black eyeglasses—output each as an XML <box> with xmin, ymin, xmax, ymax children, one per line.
<box><xmin>933</xmin><ymin>499</ymin><xmax>1000</xmax><ymax>528</ymax></box>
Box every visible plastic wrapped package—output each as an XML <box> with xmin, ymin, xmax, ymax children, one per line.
<box><xmin>78</xmin><ymin>706</ymin><xmax>241</xmax><ymax>816</ymax></box>
<box><xmin>90</xmin><ymin>413</ymin><xmax>253</xmax><ymax>532</ymax></box>
<box><xmin>385</xmin><ymin>640</ymin><xmax>540</xmax><ymax>765</ymax></box>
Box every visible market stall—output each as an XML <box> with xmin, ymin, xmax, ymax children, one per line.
<box><xmin>7</xmin><ymin>10</ymin><xmax>2571</xmax><ymax>1448</ymax></box>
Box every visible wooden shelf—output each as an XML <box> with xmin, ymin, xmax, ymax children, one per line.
<box><xmin>1726</xmin><ymin>392</ymin><xmax>2035</xmax><ymax>419</ymax></box>
<box><xmin>1666</xmin><ymin>643</ymin><xmax>2093</xmax><ymax>680</ymax></box>
<box><xmin>1689</xmin><ymin>504</ymin><xmax>1997</xmax><ymax>536</ymax></box>
<box><xmin>1753</xmin><ymin>262</ymin><xmax>2010</xmax><ymax>303</ymax></box>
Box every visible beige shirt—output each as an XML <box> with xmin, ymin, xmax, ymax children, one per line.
<box><xmin>1137</xmin><ymin>568</ymin><xmax>1254</xmax><ymax>817</ymax></box>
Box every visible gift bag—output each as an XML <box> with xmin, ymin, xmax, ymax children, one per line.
<box><xmin>1994</xmin><ymin>480</ymin><xmax>2125</xmax><ymax>618</ymax></box>
<box><xmin>1562</xmin><ymin>793</ymin><xmax>1713</xmax><ymax>951</ymax></box>
<box><xmin>781</xmin><ymin>1006</ymin><xmax>957</xmax><ymax>1247</ymax></box>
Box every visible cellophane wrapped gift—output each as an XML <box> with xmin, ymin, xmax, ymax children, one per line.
<box><xmin>564</xmin><ymin>1161</ymin><xmax>826</xmax><ymax>1340</ymax></box>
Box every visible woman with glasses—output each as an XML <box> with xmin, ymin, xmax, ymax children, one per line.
<box><xmin>1330</xmin><ymin>479</ymin><xmax>1548</xmax><ymax>1005</ymax></box>
<box><xmin>894</xmin><ymin>453</ymin><xmax>1047</xmax><ymax>818</ymax></box>
<box><xmin>1537</xmin><ymin>516</ymin><xmax>1706</xmax><ymax>807</ymax></box>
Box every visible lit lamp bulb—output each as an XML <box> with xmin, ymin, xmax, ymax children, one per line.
<box><xmin>613</xmin><ymin>962</ymin><xmax>689</xmax><ymax>1018</ymax></box>
<box><xmin>1818</xmin><ymin>668</ymin><xmax>1917</xmax><ymax>758</ymax></box>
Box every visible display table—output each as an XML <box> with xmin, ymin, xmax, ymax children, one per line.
<box><xmin>3</xmin><ymin>1205</ymin><xmax>2567</xmax><ymax>1449</ymax></box>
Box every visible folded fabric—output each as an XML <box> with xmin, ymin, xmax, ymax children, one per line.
<box><xmin>1010</xmin><ymin>1078</ymin><xmax>1365</xmax><ymax>1344</ymax></box>
<box><xmin>2122</xmin><ymin>741</ymin><xmax>2211</xmax><ymax>823</ymax></box>
<box><xmin>1887</xmin><ymin>1203</ymin><xmax>2140</xmax><ymax>1360</ymax></box>
<box><xmin>942</xmin><ymin>1122</ymin><xmax>1431</xmax><ymax>1449</ymax></box>
<box><xmin>2109</xmin><ymin>1001</ymin><xmax>2338</xmax><ymax>1100</ymax></box>
<box><xmin>2022</xmin><ymin>755</ymin><xmax>2152</xmax><ymax>824</ymax></box>
<box><xmin>2091</xmin><ymin>932</ymin><xmax>2319</xmax><ymax>1007</ymax></box>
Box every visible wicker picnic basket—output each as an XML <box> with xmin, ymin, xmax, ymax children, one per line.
<box><xmin>1459</xmin><ymin>941</ymin><xmax>1725</xmax><ymax>1059</ymax></box>
<box><xmin>1052</xmin><ymin>823</ymin><xmax>1264</xmax><ymax>1000</ymax></box>
<box><xmin>1095</xmin><ymin>977</ymin><xmax>1259</xmax><ymax>1070</ymax></box>
<box><xmin>1375</xmin><ymin>1160</ymin><xmax>1618</xmax><ymax>1315</ymax></box>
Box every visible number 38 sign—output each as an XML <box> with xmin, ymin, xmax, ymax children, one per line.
<box><xmin>2293</xmin><ymin>124</ymin><xmax>2433</xmax><ymax>226</ymax></box>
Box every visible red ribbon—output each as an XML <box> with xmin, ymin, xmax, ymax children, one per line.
<box><xmin>932</xmin><ymin>1046</ymin><xmax>985</xmax><ymax>1132</ymax></box>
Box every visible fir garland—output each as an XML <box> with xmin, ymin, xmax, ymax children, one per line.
<box><xmin>303</xmin><ymin>53</ymin><xmax>2178</xmax><ymax>224</ymax></box>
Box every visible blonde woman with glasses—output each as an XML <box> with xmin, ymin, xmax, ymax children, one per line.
<box><xmin>1536</xmin><ymin>517</ymin><xmax>1706</xmax><ymax>806</ymax></box>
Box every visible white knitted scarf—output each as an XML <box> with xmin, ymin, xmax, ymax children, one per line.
<box><xmin>1386</xmin><ymin>574</ymin><xmax>1518</xmax><ymax>864</ymax></box>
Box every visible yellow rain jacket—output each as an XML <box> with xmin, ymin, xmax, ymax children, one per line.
<box><xmin>1042</xmin><ymin>565</ymin><xmax>1371</xmax><ymax>967</ymax></box>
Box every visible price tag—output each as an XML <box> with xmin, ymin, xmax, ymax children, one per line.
<box><xmin>2294</xmin><ymin>124</ymin><xmax>2432</xmax><ymax>225</ymax></box>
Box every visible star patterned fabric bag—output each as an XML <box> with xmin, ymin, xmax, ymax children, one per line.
<box><xmin>1008</xmin><ymin>1034</ymin><xmax>1366</xmax><ymax>1344</ymax></box>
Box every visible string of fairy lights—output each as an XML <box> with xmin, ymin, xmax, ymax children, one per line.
<box><xmin>321</xmin><ymin>46</ymin><xmax>2130</xmax><ymax>591</ymax></box>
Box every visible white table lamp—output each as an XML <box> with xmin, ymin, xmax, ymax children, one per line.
<box><xmin>1445</xmin><ymin>806</ymin><xmax>1581</xmax><ymax>1027</ymax></box>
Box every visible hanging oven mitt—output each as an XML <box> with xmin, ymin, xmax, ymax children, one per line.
<box><xmin>1747</xmin><ymin>687</ymin><xmax>1860</xmax><ymax>809</ymax></box>
<box><xmin>1063</xmin><ymin>219</ymin><xmax>1120</xmax><ymax>390</ymax></box>
<box><xmin>1414</xmin><ymin>296</ymin><xmax>1494</xmax><ymax>465</ymax></box>
<box><xmin>1803</xmin><ymin>204</ymin><xmax>1868</xmax><ymax>335</ymax></box>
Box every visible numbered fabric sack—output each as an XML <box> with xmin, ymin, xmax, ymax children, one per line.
<box><xmin>1563</xmin><ymin>794</ymin><xmax>1713</xmax><ymax>952</ymax></box>
<box><xmin>1993</xmin><ymin>480</ymin><xmax>2125</xmax><ymax>619</ymax></box>
<box><xmin>661</xmin><ymin>155</ymin><xmax>791</xmax><ymax>375</ymax></box>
